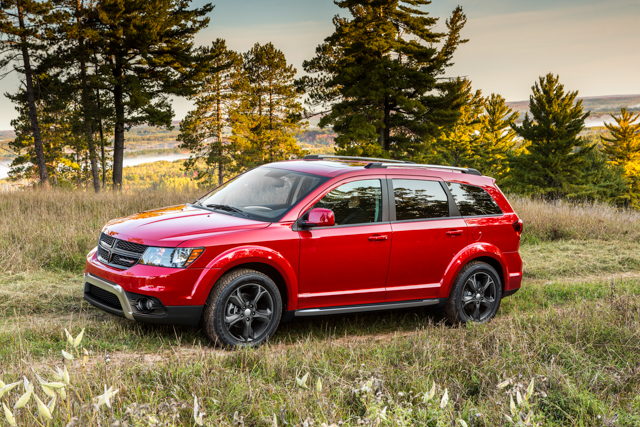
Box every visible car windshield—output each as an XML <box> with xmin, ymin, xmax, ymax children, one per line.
<box><xmin>196</xmin><ymin>167</ymin><xmax>326</xmax><ymax>222</ymax></box>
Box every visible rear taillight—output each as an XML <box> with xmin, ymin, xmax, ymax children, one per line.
<box><xmin>512</xmin><ymin>219</ymin><xmax>523</xmax><ymax>237</ymax></box>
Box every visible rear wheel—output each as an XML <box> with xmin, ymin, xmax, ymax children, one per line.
<box><xmin>444</xmin><ymin>261</ymin><xmax>502</xmax><ymax>324</ymax></box>
<box><xmin>202</xmin><ymin>268</ymin><xmax>282</xmax><ymax>348</ymax></box>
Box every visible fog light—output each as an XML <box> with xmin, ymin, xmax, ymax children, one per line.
<box><xmin>137</xmin><ymin>298</ymin><xmax>154</xmax><ymax>312</ymax></box>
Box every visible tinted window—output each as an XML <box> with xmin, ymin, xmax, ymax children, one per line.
<box><xmin>314</xmin><ymin>180</ymin><xmax>382</xmax><ymax>225</ymax></box>
<box><xmin>446</xmin><ymin>182</ymin><xmax>502</xmax><ymax>216</ymax></box>
<box><xmin>393</xmin><ymin>179</ymin><xmax>449</xmax><ymax>220</ymax></box>
<box><xmin>199</xmin><ymin>167</ymin><xmax>324</xmax><ymax>221</ymax></box>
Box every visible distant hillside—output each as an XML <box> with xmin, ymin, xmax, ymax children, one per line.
<box><xmin>507</xmin><ymin>94</ymin><xmax>640</xmax><ymax>124</ymax></box>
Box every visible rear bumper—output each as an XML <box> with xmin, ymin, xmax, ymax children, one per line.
<box><xmin>83</xmin><ymin>273</ymin><xmax>204</xmax><ymax>327</ymax></box>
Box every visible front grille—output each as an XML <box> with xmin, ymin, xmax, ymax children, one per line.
<box><xmin>111</xmin><ymin>253</ymin><xmax>138</xmax><ymax>268</ymax></box>
<box><xmin>115</xmin><ymin>240</ymin><xmax>146</xmax><ymax>254</ymax></box>
<box><xmin>88</xmin><ymin>284</ymin><xmax>122</xmax><ymax>310</ymax></box>
<box><xmin>98</xmin><ymin>246</ymin><xmax>110</xmax><ymax>261</ymax></box>
<box><xmin>98</xmin><ymin>233</ymin><xmax>148</xmax><ymax>270</ymax></box>
<box><xmin>100</xmin><ymin>233</ymin><xmax>115</xmax><ymax>246</ymax></box>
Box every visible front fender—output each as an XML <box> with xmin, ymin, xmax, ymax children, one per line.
<box><xmin>438</xmin><ymin>242</ymin><xmax>508</xmax><ymax>299</ymax></box>
<box><xmin>205</xmin><ymin>245</ymin><xmax>299</xmax><ymax>310</ymax></box>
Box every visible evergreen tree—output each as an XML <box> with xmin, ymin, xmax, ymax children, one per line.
<box><xmin>52</xmin><ymin>0</ymin><xmax>104</xmax><ymax>192</ymax></box>
<box><xmin>425</xmin><ymin>79</ymin><xmax>484</xmax><ymax>168</ymax></box>
<box><xmin>477</xmin><ymin>93</ymin><xmax>520</xmax><ymax>183</ymax></box>
<box><xmin>231</xmin><ymin>42</ymin><xmax>306</xmax><ymax>170</ymax></box>
<box><xmin>94</xmin><ymin>0</ymin><xmax>214</xmax><ymax>189</ymax></box>
<box><xmin>7</xmin><ymin>71</ymin><xmax>83</xmax><ymax>185</ymax></box>
<box><xmin>301</xmin><ymin>0</ymin><xmax>468</xmax><ymax>159</ymax></box>
<box><xmin>0</xmin><ymin>0</ymin><xmax>53</xmax><ymax>186</ymax></box>
<box><xmin>601</xmin><ymin>108</ymin><xmax>640</xmax><ymax>165</ymax></box>
<box><xmin>178</xmin><ymin>39</ymin><xmax>240</xmax><ymax>186</ymax></box>
<box><xmin>601</xmin><ymin>108</ymin><xmax>640</xmax><ymax>207</ymax></box>
<box><xmin>506</xmin><ymin>74</ymin><xmax>595</xmax><ymax>197</ymax></box>
<box><xmin>574</xmin><ymin>148</ymin><xmax>629</xmax><ymax>205</ymax></box>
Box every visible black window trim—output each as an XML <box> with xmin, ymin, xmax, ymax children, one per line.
<box><xmin>293</xmin><ymin>176</ymin><xmax>390</xmax><ymax>230</ymax></box>
<box><xmin>445</xmin><ymin>181</ymin><xmax>504</xmax><ymax>218</ymax></box>
<box><xmin>387</xmin><ymin>177</ymin><xmax>459</xmax><ymax>223</ymax></box>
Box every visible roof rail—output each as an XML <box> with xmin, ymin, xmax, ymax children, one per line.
<box><xmin>365</xmin><ymin>162</ymin><xmax>483</xmax><ymax>176</ymax></box>
<box><xmin>303</xmin><ymin>154</ymin><xmax>414</xmax><ymax>164</ymax></box>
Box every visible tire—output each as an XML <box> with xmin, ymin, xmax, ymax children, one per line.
<box><xmin>202</xmin><ymin>268</ymin><xmax>282</xmax><ymax>348</ymax></box>
<box><xmin>444</xmin><ymin>261</ymin><xmax>502</xmax><ymax>325</ymax></box>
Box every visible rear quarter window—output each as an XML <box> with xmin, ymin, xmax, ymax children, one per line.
<box><xmin>446</xmin><ymin>182</ymin><xmax>503</xmax><ymax>216</ymax></box>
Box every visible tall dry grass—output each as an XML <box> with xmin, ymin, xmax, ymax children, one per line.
<box><xmin>0</xmin><ymin>188</ymin><xmax>203</xmax><ymax>272</ymax></box>
<box><xmin>509</xmin><ymin>195</ymin><xmax>640</xmax><ymax>242</ymax></box>
<box><xmin>1</xmin><ymin>189</ymin><xmax>639</xmax><ymax>273</ymax></box>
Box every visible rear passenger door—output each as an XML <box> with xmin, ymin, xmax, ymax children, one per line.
<box><xmin>386</xmin><ymin>178</ymin><xmax>468</xmax><ymax>302</ymax></box>
<box><xmin>446</xmin><ymin>182</ymin><xmax>513</xmax><ymax>250</ymax></box>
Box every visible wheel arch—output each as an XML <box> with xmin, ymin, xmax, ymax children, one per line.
<box><xmin>439</xmin><ymin>243</ymin><xmax>509</xmax><ymax>298</ymax></box>
<box><xmin>205</xmin><ymin>246</ymin><xmax>298</xmax><ymax>310</ymax></box>
<box><xmin>224</xmin><ymin>262</ymin><xmax>289</xmax><ymax>311</ymax></box>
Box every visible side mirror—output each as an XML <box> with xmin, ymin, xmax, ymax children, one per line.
<box><xmin>301</xmin><ymin>208</ymin><xmax>335</xmax><ymax>228</ymax></box>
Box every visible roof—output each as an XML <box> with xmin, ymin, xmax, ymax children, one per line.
<box><xmin>266</xmin><ymin>155</ymin><xmax>492</xmax><ymax>185</ymax></box>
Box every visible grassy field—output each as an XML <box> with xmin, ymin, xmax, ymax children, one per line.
<box><xmin>0</xmin><ymin>189</ymin><xmax>639</xmax><ymax>426</ymax></box>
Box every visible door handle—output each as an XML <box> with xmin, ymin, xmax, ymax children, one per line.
<box><xmin>446</xmin><ymin>230</ymin><xmax>464</xmax><ymax>236</ymax></box>
<box><xmin>368</xmin><ymin>235</ymin><xmax>388</xmax><ymax>241</ymax></box>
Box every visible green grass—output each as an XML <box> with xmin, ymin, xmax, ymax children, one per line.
<box><xmin>1</xmin><ymin>272</ymin><xmax>639</xmax><ymax>426</ymax></box>
<box><xmin>1</xmin><ymin>189</ymin><xmax>640</xmax><ymax>426</ymax></box>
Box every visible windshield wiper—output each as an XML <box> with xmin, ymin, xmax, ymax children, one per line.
<box><xmin>205</xmin><ymin>204</ymin><xmax>251</xmax><ymax>218</ymax></box>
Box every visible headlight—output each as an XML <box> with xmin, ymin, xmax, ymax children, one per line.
<box><xmin>139</xmin><ymin>247</ymin><xmax>204</xmax><ymax>268</ymax></box>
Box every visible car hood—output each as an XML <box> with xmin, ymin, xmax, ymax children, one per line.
<box><xmin>102</xmin><ymin>204</ymin><xmax>270</xmax><ymax>247</ymax></box>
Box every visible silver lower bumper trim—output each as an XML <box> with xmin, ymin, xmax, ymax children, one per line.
<box><xmin>84</xmin><ymin>273</ymin><xmax>135</xmax><ymax>321</ymax></box>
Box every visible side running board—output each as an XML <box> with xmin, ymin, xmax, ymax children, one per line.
<box><xmin>294</xmin><ymin>298</ymin><xmax>439</xmax><ymax>317</ymax></box>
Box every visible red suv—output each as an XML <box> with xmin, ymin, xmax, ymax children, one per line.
<box><xmin>84</xmin><ymin>155</ymin><xmax>523</xmax><ymax>347</ymax></box>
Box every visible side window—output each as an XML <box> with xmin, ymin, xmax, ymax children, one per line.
<box><xmin>446</xmin><ymin>182</ymin><xmax>503</xmax><ymax>216</ymax></box>
<box><xmin>314</xmin><ymin>179</ymin><xmax>382</xmax><ymax>225</ymax></box>
<box><xmin>393</xmin><ymin>179</ymin><xmax>449</xmax><ymax>220</ymax></box>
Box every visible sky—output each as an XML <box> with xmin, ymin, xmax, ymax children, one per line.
<box><xmin>0</xmin><ymin>0</ymin><xmax>638</xmax><ymax>130</ymax></box>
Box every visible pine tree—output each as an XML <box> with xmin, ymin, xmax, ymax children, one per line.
<box><xmin>301</xmin><ymin>0</ymin><xmax>468</xmax><ymax>159</ymax></box>
<box><xmin>58</xmin><ymin>0</ymin><xmax>103</xmax><ymax>192</ymax></box>
<box><xmin>425</xmin><ymin>80</ymin><xmax>484</xmax><ymax>168</ymax></box>
<box><xmin>0</xmin><ymin>0</ymin><xmax>53</xmax><ymax>186</ymax></box>
<box><xmin>601</xmin><ymin>108</ymin><xmax>640</xmax><ymax>165</ymax></box>
<box><xmin>601</xmin><ymin>108</ymin><xmax>640</xmax><ymax>207</ymax></box>
<box><xmin>231</xmin><ymin>42</ymin><xmax>306</xmax><ymax>170</ymax></box>
<box><xmin>507</xmin><ymin>73</ymin><xmax>595</xmax><ymax>197</ymax></box>
<box><xmin>178</xmin><ymin>39</ymin><xmax>240</xmax><ymax>186</ymax></box>
<box><xmin>477</xmin><ymin>93</ymin><xmax>520</xmax><ymax>183</ymax></box>
<box><xmin>7</xmin><ymin>72</ymin><xmax>79</xmax><ymax>185</ymax></box>
<box><xmin>94</xmin><ymin>0</ymin><xmax>214</xmax><ymax>189</ymax></box>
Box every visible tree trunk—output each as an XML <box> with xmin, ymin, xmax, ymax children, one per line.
<box><xmin>94</xmin><ymin>63</ymin><xmax>106</xmax><ymax>189</ymax></box>
<box><xmin>379</xmin><ymin>99</ymin><xmax>391</xmax><ymax>151</ymax></box>
<box><xmin>17</xmin><ymin>0</ymin><xmax>49</xmax><ymax>187</ymax></box>
<box><xmin>112</xmin><ymin>63</ymin><xmax>125</xmax><ymax>189</ymax></box>
<box><xmin>217</xmin><ymin>96</ymin><xmax>223</xmax><ymax>186</ymax></box>
<box><xmin>77</xmin><ymin>0</ymin><xmax>100</xmax><ymax>193</ymax></box>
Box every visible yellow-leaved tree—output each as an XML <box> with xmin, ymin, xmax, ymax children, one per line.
<box><xmin>601</xmin><ymin>108</ymin><xmax>640</xmax><ymax>207</ymax></box>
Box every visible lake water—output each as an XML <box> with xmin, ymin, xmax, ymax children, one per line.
<box><xmin>0</xmin><ymin>153</ymin><xmax>190</xmax><ymax>180</ymax></box>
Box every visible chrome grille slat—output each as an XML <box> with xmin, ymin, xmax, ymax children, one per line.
<box><xmin>98</xmin><ymin>233</ymin><xmax>148</xmax><ymax>270</ymax></box>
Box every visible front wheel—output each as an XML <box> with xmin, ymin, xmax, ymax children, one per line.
<box><xmin>444</xmin><ymin>261</ymin><xmax>502</xmax><ymax>324</ymax></box>
<box><xmin>202</xmin><ymin>268</ymin><xmax>282</xmax><ymax>348</ymax></box>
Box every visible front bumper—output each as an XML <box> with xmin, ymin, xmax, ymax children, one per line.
<box><xmin>83</xmin><ymin>273</ymin><xmax>204</xmax><ymax>326</ymax></box>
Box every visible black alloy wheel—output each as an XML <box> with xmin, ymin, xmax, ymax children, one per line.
<box><xmin>223</xmin><ymin>283</ymin><xmax>274</xmax><ymax>343</ymax></box>
<box><xmin>202</xmin><ymin>268</ymin><xmax>282</xmax><ymax>348</ymax></box>
<box><xmin>460</xmin><ymin>272</ymin><xmax>497</xmax><ymax>321</ymax></box>
<box><xmin>444</xmin><ymin>261</ymin><xmax>502</xmax><ymax>324</ymax></box>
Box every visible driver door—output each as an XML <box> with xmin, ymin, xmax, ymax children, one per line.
<box><xmin>297</xmin><ymin>178</ymin><xmax>392</xmax><ymax>309</ymax></box>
